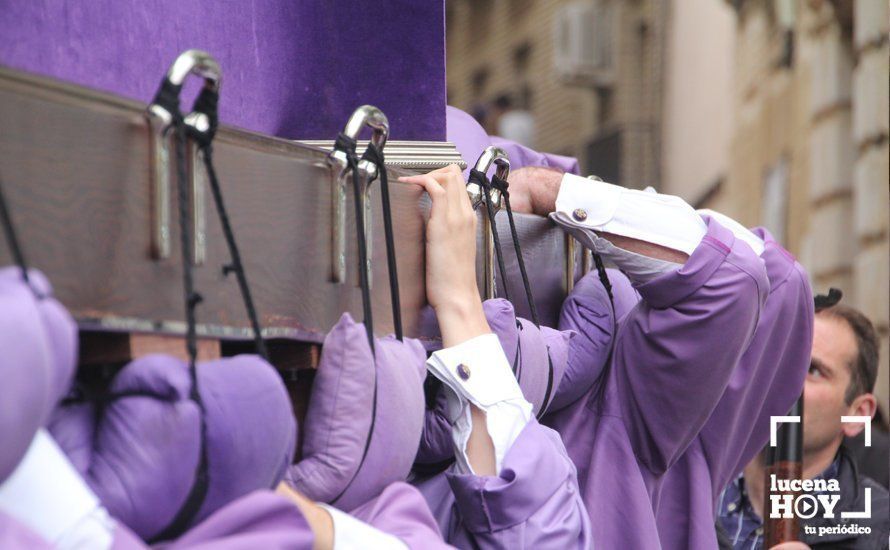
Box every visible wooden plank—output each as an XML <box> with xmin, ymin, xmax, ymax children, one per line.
<box><xmin>79</xmin><ymin>332</ymin><xmax>221</xmax><ymax>365</ymax></box>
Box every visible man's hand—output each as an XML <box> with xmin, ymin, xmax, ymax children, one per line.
<box><xmin>505</xmin><ymin>166</ymin><xmax>564</xmax><ymax>216</ymax></box>
<box><xmin>400</xmin><ymin>164</ymin><xmax>497</xmax><ymax>476</ymax></box>
<box><xmin>398</xmin><ymin>165</ymin><xmax>489</xmax><ymax>348</ymax></box>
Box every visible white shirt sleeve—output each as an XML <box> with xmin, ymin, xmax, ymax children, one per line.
<box><xmin>319</xmin><ymin>504</ymin><xmax>409</xmax><ymax>550</ymax></box>
<box><xmin>426</xmin><ymin>333</ymin><xmax>533</xmax><ymax>476</ymax></box>
<box><xmin>697</xmin><ymin>209</ymin><xmax>765</xmax><ymax>257</ymax></box>
<box><xmin>549</xmin><ymin>173</ymin><xmax>708</xmax><ymax>283</ymax></box>
<box><xmin>0</xmin><ymin>430</ymin><xmax>115</xmax><ymax>550</ymax></box>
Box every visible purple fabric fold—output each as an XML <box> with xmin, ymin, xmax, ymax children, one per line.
<box><xmin>349</xmin><ymin>482</ymin><xmax>452</xmax><ymax>549</ymax></box>
<box><xmin>110</xmin><ymin>523</ymin><xmax>148</xmax><ymax>550</ymax></box>
<box><xmin>489</xmin><ymin>135</ymin><xmax>581</xmax><ymax>175</ymax></box>
<box><xmin>655</xmin><ymin>225</ymin><xmax>813</xmax><ymax>549</ymax></box>
<box><xmin>414</xmin><ymin>420</ymin><xmax>591</xmax><ymax>549</ymax></box>
<box><xmin>552</xmin><ymin>273</ymin><xmax>615</xmax><ymax>412</ymax></box>
<box><xmin>603</xmin><ymin>267</ymin><xmax>642</xmax><ymax>322</ymax></box>
<box><xmin>416</xmin><ymin>387</ymin><xmax>454</xmax><ymax>466</ymax></box>
<box><xmin>162</xmin><ymin>491</ymin><xmax>314</xmax><ymax>550</ymax></box>
<box><xmin>446</xmin><ymin>106</ymin><xmax>492</xmax><ymax>177</ymax></box>
<box><xmin>446</xmin><ymin>106</ymin><xmax>582</xmax><ymax>177</ymax></box>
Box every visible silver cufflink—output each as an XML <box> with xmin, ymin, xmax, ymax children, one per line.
<box><xmin>457</xmin><ymin>363</ymin><xmax>471</xmax><ymax>381</ymax></box>
<box><xmin>572</xmin><ymin>208</ymin><xmax>588</xmax><ymax>222</ymax></box>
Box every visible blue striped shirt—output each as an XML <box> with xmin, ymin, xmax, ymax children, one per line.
<box><xmin>716</xmin><ymin>459</ymin><xmax>840</xmax><ymax>550</ymax></box>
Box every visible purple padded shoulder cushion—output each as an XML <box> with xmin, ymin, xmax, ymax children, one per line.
<box><xmin>415</xmin><ymin>299</ymin><xmax>573</xmax><ymax>465</ymax></box>
<box><xmin>49</xmin><ymin>353</ymin><xmax>296</xmax><ymax>540</ymax></box>
<box><xmin>287</xmin><ymin>313</ymin><xmax>426</xmax><ymax>511</ymax></box>
<box><xmin>482</xmin><ymin>299</ymin><xmax>573</xmax><ymax>414</ymax></box>
<box><xmin>0</xmin><ymin>267</ymin><xmax>76</xmax><ymax>483</ymax></box>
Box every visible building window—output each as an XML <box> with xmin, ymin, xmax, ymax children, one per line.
<box><xmin>471</xmin><ymin>68</ymin><xmax>489</xmax><ymax>98</ymax></box>
<box><xmin>469</xmin><ymin>0</ymin><xmax>494</xmax><ymax>44</ymax></box>
<box><xmin>761</xmin><ymin>157</ymin><xmax>789</xmax><ymax>244</ymax></box>
<box><xmin>513</xmin><ymin>43</ymin><xmax>533</xmax><ymax>74</ymax></box>
<box><xmin>585</xmin><ymin>129</ymin><xmax>623</xmax><ymax>185</ymax></box>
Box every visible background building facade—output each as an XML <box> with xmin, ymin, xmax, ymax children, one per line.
<box><xmin>446</xmin><ymin>0</ymin><xmax>667</xmax><ymax>188</ymax></box>
<box><xmin>447</xmin><ymin>0</ymin><xmax>889</xmax><ymax>412</ymax></box>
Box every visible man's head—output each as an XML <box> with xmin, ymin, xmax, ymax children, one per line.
<box><xmin>803</xmin><ymin>303</ymin><xmax>879</xmax><ymax>456</ymax></box>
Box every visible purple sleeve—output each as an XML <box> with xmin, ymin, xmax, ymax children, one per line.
<box><xmin>603</xmin><ymin>268</ymin><xmax>642</xmax><ymax>322</ymax></box>
<box><xmin>699</xmin><ymin>230</ymin><xmax>813</xmax><ymax>492</ymax></box>
<box><xmin>554</xmin><ymin>272</ymin><xmax>616</xmax><ymax>412</ymax></box>
<box><xmin>612</xmin><ymin>217</ymin><xmax>769</xmax><ymax>475</ymax></box>
<box><xmin>163</xmin><ymin>491</ymin><xmax>314</xmax><ymax>550</ymax></box>
<box><xmin>348</xmin><ymin>482</ymin><xmax>454</xmax><ymax>550</ymax></box>
<box><xmin>417</xmin><ymin>420</ymin><xmax>592</xmax><ymax>549</ymax></box>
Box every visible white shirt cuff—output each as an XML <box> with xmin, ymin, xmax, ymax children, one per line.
<box><xmin>550</xmin><ymin>174</ymin><xmax>707</xmax><ymax>282</ymax></box>
<box><xmin>697</xmin><ymin>209</ymin><xmax>765</xmax><ymax>257</ymax></box>
<box><xmin>0</xmin><ymin>430</ymin><xmax>115</xmax><ymax>550</ymax></box>
<box><xmin>319</xmin><ymin>504</ymin><xmax>408</xmax><ymax>550</ymax></box>
<box><xmin>426</xmin><ymin>333</ymin><xmax>533</xmax><ymax>475</ymax></box>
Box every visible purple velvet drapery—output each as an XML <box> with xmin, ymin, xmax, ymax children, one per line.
<box><xmin>0</xmin><ymin>0</ymin><xmax>445</xmax><ymax>140</ymax></box>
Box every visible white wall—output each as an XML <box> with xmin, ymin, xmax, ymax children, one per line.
<box><xmin>661</xmin><ymin>0</ymin><xmax>736</xmax><ymax>203</ymax></box>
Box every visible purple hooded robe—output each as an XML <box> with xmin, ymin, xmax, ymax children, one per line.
<box><xmin>653</xmin><ymin>226</ymin><xmax>813</xmax><ymax>549</ymax></box>
<box><xmin>567</xmin><ymin>225</ymin><xmax>813</xmax><ymax>548</ymax></box>
<box><xmin>543</xmin><ymin>217</ymin><xmax>770</xmax><ymax>548</ymax></box>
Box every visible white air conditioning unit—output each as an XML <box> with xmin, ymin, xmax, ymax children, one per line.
<box><xmin>553</xmin><ymin>0</ymin><xmax>616</xmax><ymax>87</ymax></box>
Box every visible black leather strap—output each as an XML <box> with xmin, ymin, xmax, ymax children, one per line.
<box><xmin>150</xmin><ymin>117</ymin><xmax>210</xmax><ymax>544</ymax></box>
<box><xmin>336</xmin><ymin>133</ymin><xmax>375</xmax><ymax>353</ymax></box>
<box><xmin>328</xmin><ymin>132</ymin><xmax>379</xmax><ymax>506</ymax></box>
<box><xmin>362</xmin><ymin>143</ymin><xmax>403</xmax><ymax>341</ymax></box>
<box><xmin>491</xmin><ymin>174</ymin><xmax>539</xmax><ymax>326</ymax></box>
<box><xmin>469</xmin><ymin>168</ymin><xmax>510</xmax><ymax>300</ymax></box>
<box><xmin>0</xmin><ymin>174</ymin><xmax>33</xmax><ymax>290</ymax></box>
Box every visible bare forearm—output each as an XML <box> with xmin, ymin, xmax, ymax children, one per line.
<box><xmin>411</xmin><ymin>164</ymin><xmax>506</xmax><ymax>478</ymax></box>
<box><xmin>520</xmin><ymin>166</ymin><xmax>563</xmax><ymax>218</ymax></box>
<box><xmin>434</xmin><ymin>297</ymin><xmax>498</xmax><ymax>476</ymax></box>
<box><xmin>435</xmin><ymin>297</ymin><xmax>490</xmax><ymax>348</ymax></box>
<box><xmin>597</xmin><ymin>231</ymin><xmax>690</xmax><ymax>263</ymax></box>
<box><xmin>466</xmin><ymin>405</ymin><xmax>497</xmax><ymax>476</ymax></box>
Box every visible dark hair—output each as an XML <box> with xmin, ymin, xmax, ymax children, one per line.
<box><xmin>818</xmin><ymin>304</ymin><xmax>880</xmax><ymax>403</ymax></box>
